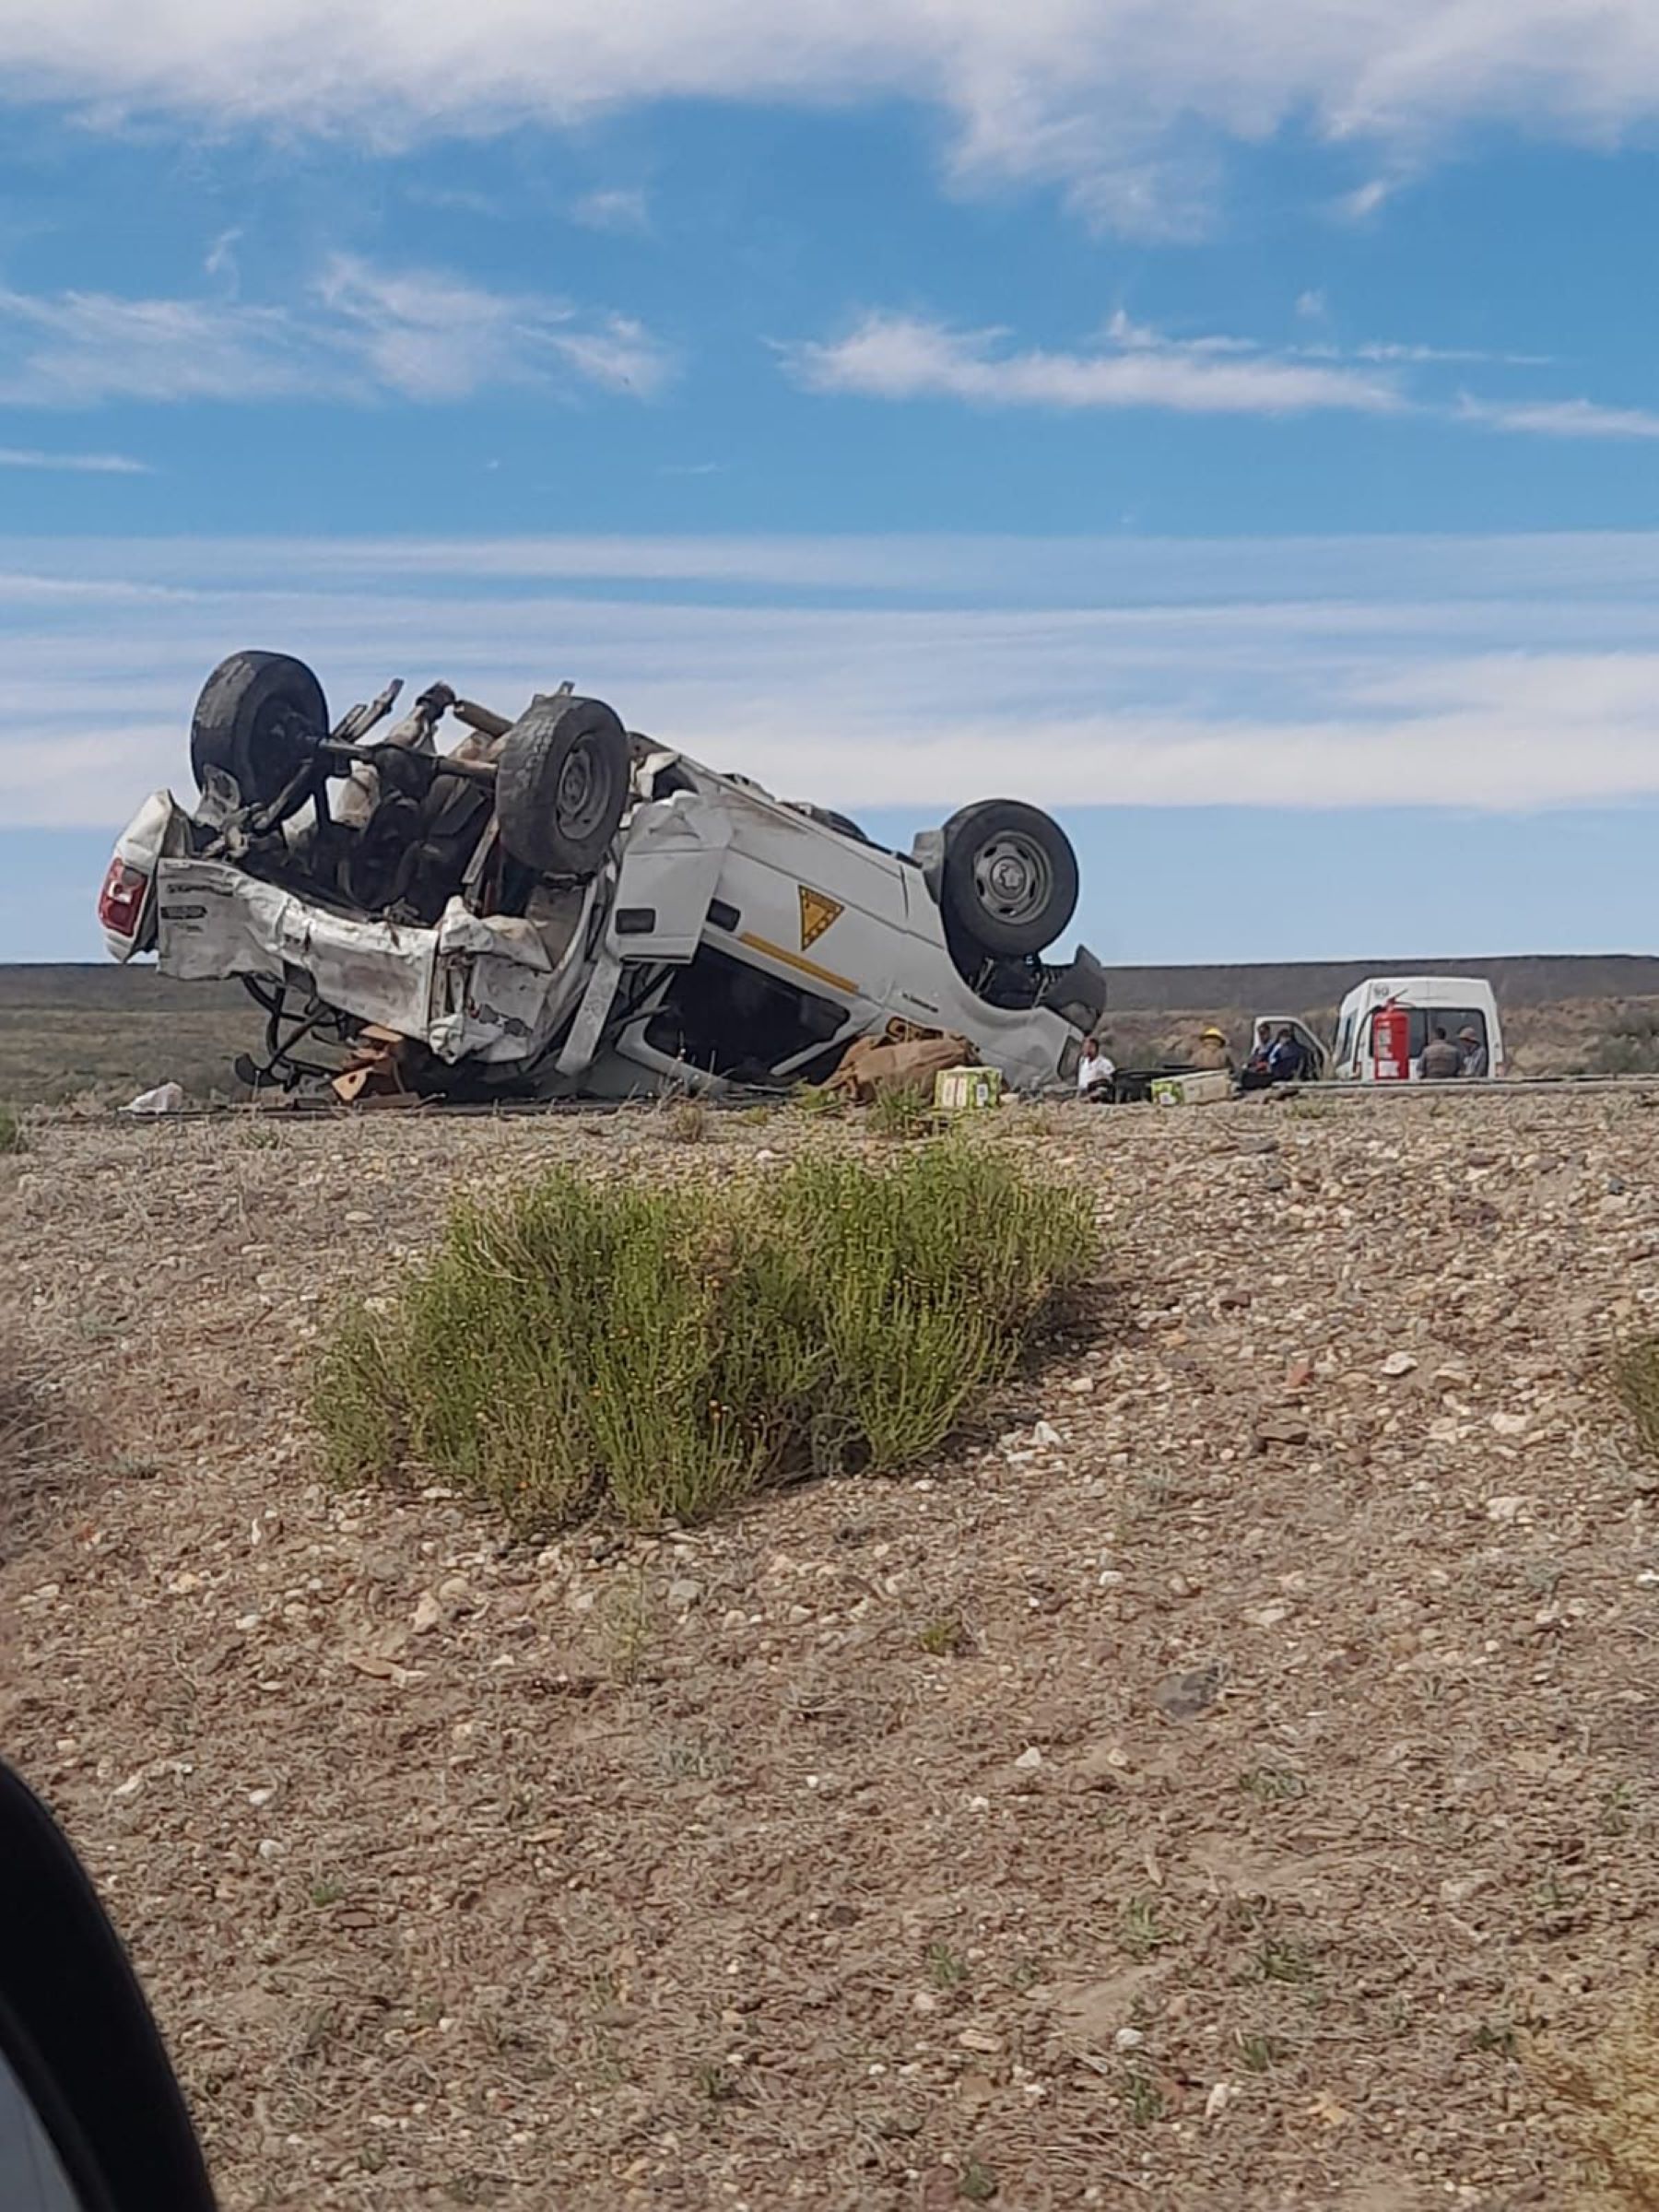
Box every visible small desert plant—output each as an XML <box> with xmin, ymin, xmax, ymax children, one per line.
<box><xmin>661</xmin><ymin>1095</ymin><xmax>710</xmax><ymax>1144</ymax></box>
<box><xmin>1586</xmin><ymin>1005</ymin><xmax>1659</xmax><ymax>1077</ymax></box>
<box><xmin>958</xmin><ymin>2156</ymin><xmax>999</xmax><ymax>2201</ymax></box>
<box><xmin>1122</xmin><ymin>2072</ymin><xmax>1165</xmax><ymax>2125</ymax></box>
<box><xmin>313</xmin><ymin>1138</ymin><xmax>1095</xmax><ymax>1528</ymax></box>
<box><xmin>793</xmin><ymin>1083</ymin><xmax>843</xmax><ymax>1119</ymax></box>
<box><xmin>926</xmin><ymin>1940</ymin><xmax>970</xmax><ymax>1989</ymax></box>
<box><xmin>0</xmin><ymin>1105</ymin><xmax>24</xmax><ymax>1155</ymax></box>
<box><xmin>1253</xmin><ymin>1936</ymin><xmax>1318</xmax><ymax>1985</ymax></box>
<box><xmin>1121</xmin><ymin>1898</ymin><xmax>1170</xmax><ymax>1959</ymax></box>
<box><xmin>0</xmin><ymin>1330</ymin><xmax>52</xmax><ymax>1494</ymax></box>
<box><xmin>867</xmin><ymin>1085</ymin><xmax>937</xmax><ymax>1141</ymax></box>
<box><xmin>1615</xmin><ymin>1338</ymin><xmax>1659</xmax><ymax>1463</ymax></box>
<box><xmin>917</xmin><ymin>1610</ymin><xmax>973</xmax><ymax>1657</ymax></box>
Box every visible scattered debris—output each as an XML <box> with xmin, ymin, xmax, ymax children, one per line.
<box><xmin>122</xmin><ymin>1081</ymin><xmax>184</xmax><ymax>1115</ymax></box>
<box><xmin>824</xmin><ymin>1028</ymin><xmax>975</xmax><ymax>1105</ymax></box>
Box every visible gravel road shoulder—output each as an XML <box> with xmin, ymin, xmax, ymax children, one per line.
<box><xmin>5</xmin><ymin>1093</ymin><xmax>1658</xmax><ymax>2209</ymax></box>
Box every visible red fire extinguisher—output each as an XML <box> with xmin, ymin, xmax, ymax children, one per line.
<box><xmin>1371</xmin><ymin>999</ymin><xmax>1410</xmax><ymax>1083</ymax></box>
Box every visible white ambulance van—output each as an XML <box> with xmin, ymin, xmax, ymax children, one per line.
<box><xmin>1328</xmin><ymin>976</ymin><xmax>1505</xmax><ymax>1083</ymax></box>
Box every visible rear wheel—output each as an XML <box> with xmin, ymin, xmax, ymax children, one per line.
<box><xmin>495</xmin><ymin>694</ymin><xmax>630</xmax><ymax>878</ymax></box>
<box><xmin>189</xmin><ymin>651</ymin><xmax>328</xmax><ymax>808</ymax></box>
<box><xmin>938</xmin><ymin>799</ymin><xmax>1077</xmax><ymax>959</ymax></box>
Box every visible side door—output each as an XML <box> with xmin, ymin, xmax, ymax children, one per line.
<box><xmin>1283</xmin><ymin>1018</ymin><xmax>1328</xmax><ymax>1078</ymax></box>
<box><xmin>708</xmin><ymin>789</ymin><xmax>906</xmax><ymax>1030</ymax></box>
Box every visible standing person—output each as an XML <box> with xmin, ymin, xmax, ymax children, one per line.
<box><xmin>1077</xmin><ymin>1035</ymin><xmax>1116</xmax><ymax>1100</ymax></box>
<box><xmin>1458</xmin><ymin>1025</ymin><xmax>1488</xmax><ymax>1078</ymax></box>
<box><xmin>1193</xmin><ymin>1025</ymin><xmax>1233</xmax><ymax>1075</ymax></box>
<box><xmin>1420</xmin><ymin>1025</ymin><xmax>1462</xmax><ymax>1079</ymax></box>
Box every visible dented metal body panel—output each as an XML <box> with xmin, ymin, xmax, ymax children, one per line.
<box><xmin>151</xmin><ymin>857</ymin><xmax>599</xmax><ymax>1068</ymax></box>
<box><xmin>101</xmin><ymin>663</ymin><xmax>1106</xmax><ymax>1099</ymax></box>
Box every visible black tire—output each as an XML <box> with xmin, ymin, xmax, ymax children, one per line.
<box><xmin>189</xmin><ymin>651</ymin><xmax>329</xmax><ymax>807</ymax></box>
<box><xmin>495</xmin><ymin>694</ymin><xmax>630</xmax><ymax>878</ymax></box>
<box><xmin>938</xmin><ymin>799</ymin><xmax>1078</xmax><ymax>958</ymax></box>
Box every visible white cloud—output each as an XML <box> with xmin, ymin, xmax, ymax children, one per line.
<box><xmin>24</xmin><ymin>527</ymin><xmax>1659</xmax><ymax>606</ymax></box>
<box><xmin>0</xmin><ymin>288</ymin><xmax>325</xmax><ymax>405</ymax></box>
<box><xmin>203</xmin><ymin>227</ymin><xmax>241</xmax><ymax>292</ymax></box>
<box><xmin>1457</xmin><ymin>394</ymin><xmax>1659</xmax><ymax>440</ymax></box>
<box><xmin>571</xmin><ymin>186</ymin><xmax>652</xmax><ymax>235</ymax></box>
<box><xmin>787</xmin><ymin>307</ymin><xmax>1617</xmax><ymax>430</ymax></box>
<box><xmin>6</xmin><ymin>1</ymin><xmax>1659</xmax><ymax>234</ymax></box>
<box><xmin>1347</xmin><ymin>341</ymin><xmax>1549</xmax><ymax>365</ymax></box>
<box><xmin>315</xmin><ymin>253</ymin><xmax>674</xmax><ymax>399</ymax></box>
<box><xmin>0</xmin><ymin>445</ymin><xmax>150</xmax><ymax>473</ymax></box>
<box><xmin>14</xmin><ymin>532</ymin><xmax>1659</xmax><ymax>832</ymax></box>
<box><xmin>0</xmin><ymin>259</ymin><xmax>674</xmax><ymax>406</ymax></box>
<box><xmin>786</xmin><ymin>311</ymin><xmax>1403</xmax><ymax>416</ymax></box>
<box><xmin>1335</xmin><ymin>177</ymin><xmax>1399</xmax><ymax>223</ymax></box>
<box><xmin>1107</xmin><ymin>311</ymin><xmax>1548</xmax><ymax>370</ymax></box>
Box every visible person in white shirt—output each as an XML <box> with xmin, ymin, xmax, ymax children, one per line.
<box><xmin>1077</xmin><ymin>1035</ymin><xmax>1116</xmax><ymax>1100</ymax></box>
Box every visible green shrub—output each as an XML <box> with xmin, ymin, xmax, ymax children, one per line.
<box><xmin>314</xmin><ymin>1138</ymin><xmax>1096</xmax><ymax>1528</ymax></box>
<box><xmin>0</xmin><ymin>1106</ymin><xmax>23</xmax><ymax>1155</ymax></box>
<box><xmin>793</xmin><ymin>1083</ymin><xmax>843</xmax><ymax>1119</ymax></box>
<box><xmin>867</xmin><ymin>1085</ymin><xmax>938</xmax><ymax>1140</ymax></box>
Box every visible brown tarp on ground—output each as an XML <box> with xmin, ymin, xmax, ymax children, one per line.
<box><xmin>823</xmin><ymin>1029</ymin><xmax>976</xmax><ymax>1103</ymax></box>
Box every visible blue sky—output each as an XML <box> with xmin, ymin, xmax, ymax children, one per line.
<box><xmin>6</xmin><ymin>3</ymin><xmax>1659</xmax><ymax>963</ymax></box>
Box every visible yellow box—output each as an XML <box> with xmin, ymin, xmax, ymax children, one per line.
<box><xmin>1149</xmin><ymin>1070</ymin><xmax>1232</xmax><ymax>1107</ymax></box>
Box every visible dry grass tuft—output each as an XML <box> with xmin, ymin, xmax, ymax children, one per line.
<box><xmin>313</xmin><ymin>1137</ymin><xmax>1096</xmax><ymax>1529</ymax></box>
<box><xmin>1613</xmin><ymin>1338</ymin><xmax>1659</xmax><ymax>1462</ymax></box>
<box><xmin>0</xmin><ymin>1332</ymin><xmax>65</xmax><ymax>1561</ymax></box>
<box><xmin>1544</xmin><ymin>1985</ymin><xmax>1659</xmax><ymax>2206</ymax></box>
<box><xmin>661</xmin><ymin>1095</ymin><xmax>712</xmax><ymax>1145</ymax></box>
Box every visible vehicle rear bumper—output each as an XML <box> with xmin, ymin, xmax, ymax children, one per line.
<box><xmin>152</xmin><ymin>858</ymin><xmax>578</xmax><ymax>1065</ymax></box>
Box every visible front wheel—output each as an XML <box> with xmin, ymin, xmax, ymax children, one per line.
<box><xmin>938</xmin><ymin>799</ymin><xmax>1078</xmax><ymax>959</ymax></box>
<box><xmin>494</xmin><ymin>695</ymin><xmax>630</xmax><ymax>878</ymax></box>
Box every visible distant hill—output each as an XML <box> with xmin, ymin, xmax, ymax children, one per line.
<box><xmin>0</xmin><ymin>963</ymin><xmax>247</xmax><ymax>1013</ymax></box>
<box><xmin>1104</xmin><ymin>953</ymin><xmax>1659</xmax><ymax>1012</ymax></box>
<box><xmin>6</xmin><ymin>956</ymin><xmax>1659</xmax><ymax>1100</ymax></box>
<box><xmin>13</xmin><ymin>954</ymin><xmax>1659</xmax><ymax>1017</ymax></box>
<box><xmin>0</xmin><ymin>963</ymin><xmax>253</xmax><ymax>1105</ymax></box>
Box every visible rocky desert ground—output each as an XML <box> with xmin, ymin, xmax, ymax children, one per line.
<box><xmin>6</xmin><ymin>1090</ymin><xmax>1659</xmax><ymax>2210</ymax></box>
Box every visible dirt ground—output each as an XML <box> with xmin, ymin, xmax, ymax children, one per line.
<box><xmin>6</xmin><ymin>1092</ymin><xmax>1659</xmax><ymax>2210</ymax></box>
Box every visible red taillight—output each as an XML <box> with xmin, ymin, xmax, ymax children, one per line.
<box><xmin>98</xmin><ymin>858</ymin><xmax>148</xmax><ymax>937</ymax></box>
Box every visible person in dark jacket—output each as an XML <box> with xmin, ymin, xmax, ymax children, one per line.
<box><xmin>1266</xmin><ymin>1026</ymin><xmax>1309</xmax><ymax>1082</ymax></box>
<box><xmin>1420</xmin><ymin>1025</ymin><xmax>1462</xmax><ymax>1079</ymax></box>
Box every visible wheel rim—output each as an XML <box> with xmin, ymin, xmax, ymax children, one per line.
<box><xmin>554</xmin><ymin>741</ymin><xmax>613</xmax><ymax>842</ymax></box>
<box><xmin>971</xmin><ymin>830</ymin><xmax>1053</xmax><ymax>928</ymax></box>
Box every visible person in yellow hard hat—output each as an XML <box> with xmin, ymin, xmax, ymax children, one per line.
<box><xmin>1193</xmin><ymin>1024</ymin><xmax>1234</xmax><ymax>1077</ymax></box>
